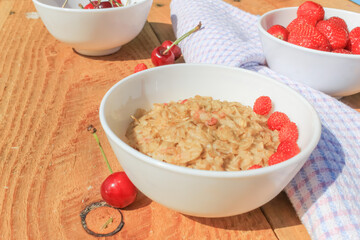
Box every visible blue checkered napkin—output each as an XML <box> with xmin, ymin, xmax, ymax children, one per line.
<box><xmin>350</xmin><ymin>0</ymin><xmax>360</xmax><ymax>6</ymax></box>
<box><xmin>170</xmin><ymin>0</ymin><xmax>360</xmax><ymax>239</ymax></box>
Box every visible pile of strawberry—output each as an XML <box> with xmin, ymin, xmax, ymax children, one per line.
<box><xmin>267</xmin><ymin>1</ymin><xmax>360</xmax><ymax>54</ymax></box>
<box><xmin>248</xmin><ymin>96</ymin><xmax>300</xmax><ymax>170</ymax></box>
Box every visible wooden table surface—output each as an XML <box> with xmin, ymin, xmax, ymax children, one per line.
<box><xmin>1</xmin><ymin>0</ymin><xmax>359</xmax><ymax>239</ymax></box>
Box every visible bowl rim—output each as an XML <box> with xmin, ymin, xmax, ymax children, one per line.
<box><xmin>257</xmin><ymin>7</ymin><xmax>360</xmax><ymax>59</ymax></box>
<box><xmin>32</xmin><ymin>0</ymin><xmax>150</xmax><ymax>12</ymax></box>
<box><xmin>99</xmin><ymin>63</ymin><xmax>322</xmax><ymax>178</ymax></box>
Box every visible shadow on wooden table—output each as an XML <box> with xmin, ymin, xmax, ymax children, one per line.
<box><xmin>341</xmin><ymin>92</ymin><xmax>360</xmax><ymax>111</ymax></box>
<box><xmin>74</xmin><ymin>22</ymin><xmax>176</xmax><ymax>62</ymax></box>
<box><xmin>148</xmin><ymin>22</ymin><xmax>177</xmax><ymax>43</ymax></box>
<box><xmin>125</xmin><ymin>192</ymin><xmax>153</xmax><ymax>210</ymax></box>
<box><xmin>184</xmin><ymin>209</ymin><xmax>275</xmax><ymax>231</ymax></box>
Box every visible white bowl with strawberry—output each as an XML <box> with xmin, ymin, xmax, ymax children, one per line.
<box><xmin>99</xmin><ymin>63</ymin><xmax>321</xmax><ymax>217</ymax></box>
<box><xmin>258</xmin><ymin>1</ymin><xmax>360</xmax><ymax>97</ymax></box>
<box><xmin>32</xmin><ymin>0</ymin><xmax>152</xmax><ymax>56</ymax></box>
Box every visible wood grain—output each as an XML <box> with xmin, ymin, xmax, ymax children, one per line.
<box><xmin>0</xmin><ymin>0</ymin><xmax>359</xmax><ymax>239</ymax></box>
<box><xmin>261</xmin><ymin>192</ymin><xmax>310</xmax><ymax>240</ymax></box>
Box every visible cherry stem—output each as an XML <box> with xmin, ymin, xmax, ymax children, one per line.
<box><xmin>163</xmin><ymin>21</ymin><xmax>202</xmax><ymax>55</ymax></box>
<box><xmin>114</xmin><ymin>0</ymin><xmax>123</xmax><ymax>7</ymax></box>
<box><xmin>110</xmin><ymin>0</ymin><xmax>120</xmax><ymax>7</ymax></box>
<box><xmin>78</xmin><ymin>3</ymin><xmax>84</xmax><ymax>8</ymax></box>
<box><xmin>88</xmin><ymin>125</ymin><xmax>113</xmax><ymax>174</ymax></box>
<box><xmin>62</xmin><ymin>0</ymin><xmax>68</xmax><ymax>8</ymax></box>
<box><xmin>88</xmin><ymin>0</ymin><xmax>96</xmax><ymax>8</ymax></box>
<box><xmin>101</xmin><ymin>217</ymin><xmax>113</xmax><ymax>230</ymax></box>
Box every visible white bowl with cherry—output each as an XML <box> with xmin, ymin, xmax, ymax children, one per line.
<box><xmin>32</xmin><ymin>0</ymin><xmax>152</xmax><ymax>56</ymax></box>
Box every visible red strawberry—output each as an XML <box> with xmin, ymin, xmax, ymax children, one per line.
<box><xmin>267</xmin><ymin>25</ymin><xmax>289</xmax><ymax>41</ymax></box>
<box><xmin>328</xmin><ymin>17</ymin><xmax>348</xmax><ymax>32</ymax></box>
<box><xmin>332</xmin><ymin>49</ymin><xmax>352</xmax><ymax>54</ymax></box>
<box><xmin>268</xmin><ymin>152</ymin><xmax>286</xmax><ymax>166</ymax></box>
<box><xmin>346</xmin><ymin>27</ymin><xmax>360</xmax><ymax>51</ymax></box>
<box><xmin>287</xmin><ymin>16</ymin><xmax>317</xmax><ymax>32</ymax></box>
<box><xmin>277</xmin><ymin>141</ymin><xmax>300</xmax><ymax>159</ymax></box>
<box><xmin>253</xmin><ymin>96</ymin><xmax>272</xmax><ymax>115</ymax></box>
<box><xmin>279</xmin><ymin>122</ymin><xmax>299</xmax><ymax>142</ymax></box>
<box><xmin>316</xmin><ymin>20</ymin><xmax>349</xmax><ymax>50</ymax></box>
<box><xmin>352</xmin><ymin>39</ymin><xmax>360</xmax><ymax>54</ymax></box>
<box><xmin>288</xmin><ymin>24</ymin><xmax>331</xmax><ymax>51</ymax></box>
<box><xmin>297</xmin><ymin>1</ymin><xmax>325</xmax><ymax>22</ymax></box>
<box><xmin>134</xmin><ymin>63</ymin><xmax>148</xmax><ymax>73</ymax></box>
<box><xmin>248</xmin><ymin>164</ymin><xmax>262</xmax><ymax>170</ymax></box>
<box><xmin>267</xmin><ymin>111</ymin><xmax>290</xmax><ymax>131</ymax></box>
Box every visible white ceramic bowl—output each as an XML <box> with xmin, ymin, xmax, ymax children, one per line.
<box><xmin>258</xmin><ymin>7</ymin><xmax>360</xmax><ymax>98</ymax></box>
<box><xmin>99</xmin><ymin>64</ymin><xmax>321</xmax><ymax>217</ymax></box>
<box><xmin>32</xmin><ymin>0</ymin><xmax>152</xmax><ymax>56</ymax></box>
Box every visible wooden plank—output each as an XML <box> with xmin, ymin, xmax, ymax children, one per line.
<box><xmin>341</xmin><ymin>93</ymin><xmax>360</xmax><ymax>113</ymax></box>
<box><xmin>261</xmin><ymin>192</ymin><xmax>311</xmax><ymax>240</ymax></box>
<box><xmin>0</xmin><ymin>1</ymin><xmax>159</xmax><ymax>239</ymax></box>
<box><xmin>148</xmin><ymin>0</ymin><xmax>177</xmax><ymax>43</ymax></box>
<box><xmin>0</xmin><ymin>0</ymin><xmax>15</xmax><ymax>30</ymax></box>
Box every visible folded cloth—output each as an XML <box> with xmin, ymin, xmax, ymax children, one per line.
<box><xmin>350</xmin><ymin>0</ymin><xmax>360</xmax><ymax>6</ymax></box>
<box><xmin>170</xmin><ymin>0</ymin><xmax>360</xmax><ymax>239</ymax></box>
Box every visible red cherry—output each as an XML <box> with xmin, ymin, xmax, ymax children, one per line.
<box><xmin>88</xmin><ymin>125</ymin><xmax>138</xmax><ymax>209</ymax></box>
<box><xmin>161</xmin><ymin>40</ymin><xmax>182</xmax><ymax>60</ymax></box>
<box><xmin>151</xmin><ymin>22</ymin><xmax>201</xmax><ymax>67</ymax></box>
<box><xmin>84</xmin><ymin>2</ymin><xmax>94</xmax><ymax>9</ymax></box>
<box><xmin>151</xmin><ymin>46</ymin><xmax>175</xmax><ymax>66</ymax></box>
<box><xmin>84</xmin><ymin>1</ymin><xmax>113</xmax><ymax>9</ymax></box>
<box><xmin>100</xmin><ymin>172</ymin><xmax>137</xmax><ymax>208</ymax></box>
<box><xmin>99</xmin><ymin>2</ymin><xmax>112</xmax><ymax>8</ymax></box>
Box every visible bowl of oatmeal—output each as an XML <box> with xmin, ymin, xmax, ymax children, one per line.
<box><xmin>99</xmin><ymin>63</ymin><xmax>321</xmax><ymax>217</ymax></box>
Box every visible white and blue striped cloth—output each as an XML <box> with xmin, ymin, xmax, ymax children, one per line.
<box><xmin>350</xmin><ymin>0</ymin><xmax>360</xmax><ymax>6</ymax></box>
<box><xmin>170</xmin><ymin>0</ymin><xmax>360</xmax><ymax>239</ymax></box>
